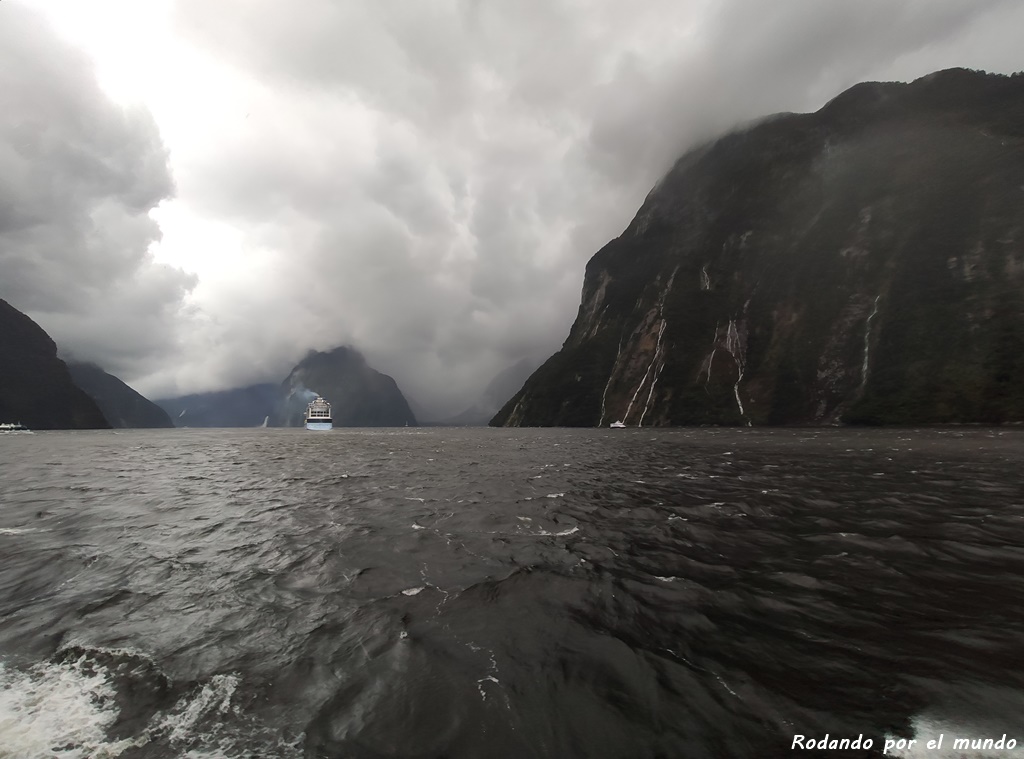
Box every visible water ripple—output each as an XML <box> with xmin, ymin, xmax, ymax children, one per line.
<box><xmin>1</xmin><ymin>427</ymin><xmax>1022</xmax><ymax>757</ymax></box>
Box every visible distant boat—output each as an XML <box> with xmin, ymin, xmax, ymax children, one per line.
<box><xmin>609</xmin><ymin>421</ymin><xmax>626</xmax><ymax>428</ymax></box>
<box><xmin>305</xmin><ymin>396</ymin><xmax>333</xmax><ymax>431</ymax></box>
<box><xmin>0</xmin><ymin>422</ymin><xmax>31</xmax><ymax>434</ymax></box>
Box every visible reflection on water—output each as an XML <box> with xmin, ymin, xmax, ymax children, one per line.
<box><xmin>0</xmin><ymin>427</ymin><xmax>1022</xmax><ymax>757</ymax></box>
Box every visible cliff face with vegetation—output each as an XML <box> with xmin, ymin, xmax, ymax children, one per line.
<box><xmin>0</xmin><ymin>299</ymin><xmax>109</xmax><ymax>429</ymax></box>
<box><xmin>494</xmin><ymin>69</ymin><xmax>1024</xmax><ymax>427</ymax></box>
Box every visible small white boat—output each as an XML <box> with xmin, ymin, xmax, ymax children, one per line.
<box><xmin>305</xmin><ymin>396</ymin><xmax>333</xmax><ymax>431</ymax></box>
<box><xmin>0</xmin><ymin>422</ymin><xmax>32</xmax><ymax>434</ymax></box>
<box><xmin>609</xmin><ymin>421</ymin><xmax>626</xmax><ymax>428</ymax></box>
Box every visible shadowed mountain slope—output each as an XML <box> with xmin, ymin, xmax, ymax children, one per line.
<box><xmin>68</xmin><ymin>362</ymin><xmax>174</xmax><ymax>429</ymax></box>
<box><xmin>0</xmin><ymin>299</ymin><xmax>109</xmax><ymax>429</ymax></box>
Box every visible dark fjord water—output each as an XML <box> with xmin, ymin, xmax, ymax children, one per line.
<box><xmin>1</xmin><ymin>428</ymin><xmax>1022</xmax><ymax>758</ymax></box>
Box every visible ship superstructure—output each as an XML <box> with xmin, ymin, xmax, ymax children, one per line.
<box><xmin>305</xmin><ymin>396</ymin><xmax>333</xmax><ymax>430</ymax></box>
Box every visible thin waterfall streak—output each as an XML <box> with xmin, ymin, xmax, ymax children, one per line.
<box><xmin>624</xmin><ymin>320</ymin><xmax>666</xmax><ymax>423</ymax></box>
<box><xmin>613</xmin><ymin>270</ymin><xmax>677</xmax><ymax>425</ymax></box>
<box><xmin>724</xmin><ymin>320</ymin><xmax>749</xmax><ymax>425</ymax></box>
<box><xmin>705</xmin><ymin>348</ymin><xmax>717</xmax><ymax>386</ymax></box>
<box><xmin>639</xmin><ymin>355</ymin><xmax>666</xmax><ymax>427</ymax></box>
<box><xmin>598</xmin><ymin>334</ymin><xmax>625</xmax><ymax>427</ymax></box>
<box><xmin>861</xmin><ymin>295</ymin><xmax>881</xmax><ymax>389</ymax></box>
<box><xmin>700</xmin><ymin>321</ymin><xmax>721</xmax><ymax>387</ymax></box>
<box><xmin>733</xmin><ymin>370</ymin><xmax>747</xmax><ymax>422</ymax></box>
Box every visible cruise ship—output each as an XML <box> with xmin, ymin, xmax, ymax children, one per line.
<box><xmin>305</xmin><ymin>396</ymin><xmax>333</xmax><ymax>430</ymax></box>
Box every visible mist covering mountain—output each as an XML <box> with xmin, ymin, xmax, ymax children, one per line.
<box><xmin>67</xmin><ymin>362</ymin><xmax>174</xmax><ymax>428</ymax></box>
<box><xmin>494</xmin><ymin>69</ymin><xmax>1024</xmax><ymax>427</ymax></box>
<box><xmin>440</xmin><ymin>358</ymin><xmax>541</xmax><ymax>425</ymax></box>
<box><xmin>156</xmin><ymin>384</ymin><xmax>280</xmax><ymax>428</ymax></box>
<box><xmin>274</xmin><ymin>347</ymin><xmax>416</xmax><ymax>427</ymax></box>
<box><xmin>156</xmin><ymin>347</ymin><xmax>416</xmax><ymax>427</ymax></box>
<box><xmin>0</xmin><ymin>298</ymin><xmax>109</xmax><ymax>429</ymax></box>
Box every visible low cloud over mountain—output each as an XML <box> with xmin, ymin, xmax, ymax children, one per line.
<box><xmin>4</xmin><ymin>0</ymin><xmax>1024</xmax><ymax>417</ymax></box>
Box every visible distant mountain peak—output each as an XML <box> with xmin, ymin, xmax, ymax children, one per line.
<box><xmin>276</xmin><ymin>345</ymin><xmax>416</xmax><ymax>427</ymax></box>
<box><xmin>156</xmin><ymin>345</ymin><xmax>417</xmax><ymax>428</ymax></box>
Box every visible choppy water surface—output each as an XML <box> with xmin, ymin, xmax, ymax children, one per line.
<box><xmin>1</xmin><ymin>427</ymin><xmax>1023</xmax><ymax>758</ymax></box>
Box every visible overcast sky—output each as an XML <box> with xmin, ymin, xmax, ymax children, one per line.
<box><xmin>2</xmin><ymin>0</ymin><xmax>1022</xmax><ymax>417</ymax></box>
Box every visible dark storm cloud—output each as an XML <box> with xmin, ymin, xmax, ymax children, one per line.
<box><xmin>165</xmin><ymin>0</ymin><xmax>1022</xmax><ymax>416</ymax></box>
<box><xmin>582</xmin><ymin>0</ymin><xmax>1018</xmax><ymax>184</ymax></box>
<box><xmin>0</xmin><ymin>2</ymin><xmax>194</xmax><ymax>381</ymax></box>
<box><xmin>6</xmin><ymin>0</ymin><xmax>1020</xmax><ymax>414</ymax></box>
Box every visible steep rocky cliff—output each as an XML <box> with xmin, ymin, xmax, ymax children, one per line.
<box><xmin>0</xmin><ymin>299</ymin><xmax>109</xmax><ymax>429</ymax></box>
<box><xmin>274</xmin><ymin>347</ymin><xmax>417</xmax><ymax>427</ymax></box>
<box><xmin>494</xmin><ymin>69</ymin><xmax>1024</xmax><ymax>427</ymax></box>
<box><xmin>68</xmin><ymin>362</ymin><xmax>174</xmax><ymax>428</ymax></box>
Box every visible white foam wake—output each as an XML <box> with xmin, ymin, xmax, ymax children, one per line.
<box><xmin>0</xmin><ymin>658</ymin><xmax>136</xmax><ymax>759</ymax></box>
<box><xmin>0</xmin><ymin>653</ymin><xmax>288</xmax><ymax>759</ymax></box>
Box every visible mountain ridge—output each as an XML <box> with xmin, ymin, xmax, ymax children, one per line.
<box><xmin>156</xmin><ymin>346</ymin><xmax>417</xmax><ymax>427</ymax></box>
<box><xmin>0</xmin><ymin>299</ymin><xmax>110</xmax><ymax>429</ymax></box>
<box><xmin>67</xmin><ymin>362</ymin><xmax>174</xmax><ymax>428</ymax></box>
<box><xmin>274</xmin><ymin>346</ymin><xmax>417</xmax><ymax>427</ymax></box>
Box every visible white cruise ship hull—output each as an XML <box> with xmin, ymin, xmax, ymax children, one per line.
<box><xmin>306</xmin><ymin>421</ymin><xmax>333</xmax><ymax>431</ymax></box>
